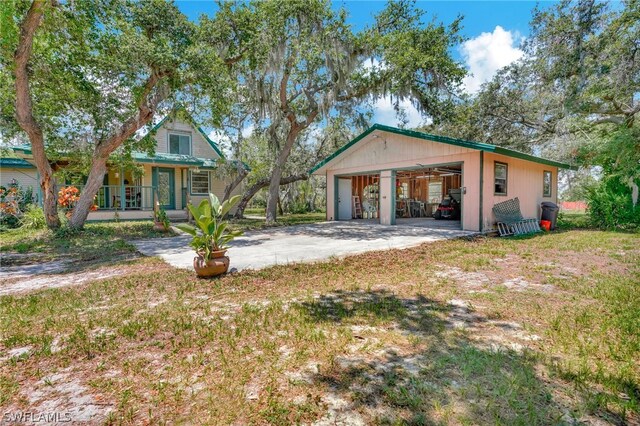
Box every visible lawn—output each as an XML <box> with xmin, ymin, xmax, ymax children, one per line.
<box><xmin>0</xmin><ymin>226</ymin><xmax>638</xmax><ymax>424</ymax></box>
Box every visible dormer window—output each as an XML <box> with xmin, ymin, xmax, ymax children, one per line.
<box><xmin>169</xmin><ymin>133</ymin><xmax>191</xmax><ymax>155</ymax></box>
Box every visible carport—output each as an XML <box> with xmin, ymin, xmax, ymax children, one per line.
<box><xmin>311</xmin><ymin>124</ymin><xmax>574</xmax><ymax>232</ymax></box>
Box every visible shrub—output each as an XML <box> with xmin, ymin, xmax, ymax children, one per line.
<box><xmin>586</xmin><ymin>177</ymin><xmax>640</xmax><ymax>230</ymax></box>
<box><xmin>0</xmin><ymin>182</ymin><xmax>36</xmax><ymax>229</ymax></box>
<box><xmin>20</xmin><ymin>205</ymin><xmax>46</xmax><ymax>229</ymax></box>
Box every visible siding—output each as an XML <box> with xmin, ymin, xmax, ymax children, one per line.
<box><xmin>0</xmin><ymin>168</ymin><xmax>38</xmax><ymax>189</ymax></box>
<box><xmin>482</xmin><ymin>153</ymin><xmax>558</xmax><ymax>230</ymax></box>
<box><xmin>154</xmin><ymin>119</ymin><xmax>221</xmax><ymax>159</ymax></box>
<box><xmin>328</xmin><ymin>131</ymin><xmax>475</xmax><ymax>173</ymax></box>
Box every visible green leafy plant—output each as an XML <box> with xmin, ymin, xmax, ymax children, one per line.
<box><xmin>177</xmin><ymin>194</ymin><xmax>243</xmax><ymax>261</ymax></box>
<box><xmin>20</xmin><ymin>205</ymin><xmax>46</xmax><ymax>229</ymax></box>
<box><xmin>154</xmin><ymin>208</ymin><xmax>170</xmax><ymax>231</ymax></box>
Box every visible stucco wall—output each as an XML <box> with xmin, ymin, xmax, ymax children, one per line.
<box><xmin>154</xmin><ymin>119</ymin><xmax>221</xmax><ymax>159</ymax></box>
<box><xmin>482</xmin><ymin>153</ymin><xmax>558</xmax><ymax>230</ymax></box>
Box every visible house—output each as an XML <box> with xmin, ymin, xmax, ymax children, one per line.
<box><xmin>1</xmin><ymin>110</ymin><xmax>242</xmax><ymax>221</ymax></box>
<box><xmin>311</xmin><ymin>124</ymin><xmax>576</xmax><ymax>232</ymax></box>
<box><xmin>0</xmin><ymin>158</ymin><xmax>39</xmax><ymax>190</ymax></box>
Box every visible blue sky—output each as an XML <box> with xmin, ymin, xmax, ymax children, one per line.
<box><xmin>176</xmin><ymin>0</ymin><xmax>552</xmax><ymax>128</ymax></box>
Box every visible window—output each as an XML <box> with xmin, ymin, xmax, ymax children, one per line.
<box><xmin>190</xmin><ymin>171</ymin><xmax>210</xmax><ymax>194</ymax></box>
<box><xmin>543</xmin><ymin>171</ymin><xmax>552</xmax><ymax>197</ymax></box>
<box><xmin>428</xmin><ymin>182</ymin><xmax>443</xmax><ymax>203</ymax></box>
<box><xmin>494</xmin><ymin>162</ymin><xmax>508</xmax><ymax>195</ymax></box>
<box><xmin>169</xmin><ymin>133</ymin><xmax>191</xmax><ymax>155</ymax></box>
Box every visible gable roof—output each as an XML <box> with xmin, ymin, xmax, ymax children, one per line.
<box><xmin>311</xmin><ymin>124</ymin><xmax>578</xmax><ymax>173</ymax></box>
<box><xmin>5</xmin><ymin>107</ymin><xmax>228</xmax><ymax>168</ymax></box>
<box><xmin>142</xmin><ymin>106</ymin><xmax>225</xmax><ymax>159</ymax></box>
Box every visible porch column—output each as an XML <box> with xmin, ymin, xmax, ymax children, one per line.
<box><xmin>379</xmin><ymin>169</ymin><xmax>396</xmax><ymax>225</ymax></box>
<box><xmin>120</xmin><ymin>167</ymin><xmax>125</xmax><ymax>211</ymax></box>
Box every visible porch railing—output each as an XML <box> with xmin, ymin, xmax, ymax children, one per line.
<box><xmin>58</xmin><ymin>185</ymin><xmax>157</xmax><ymax>211</ymax></box>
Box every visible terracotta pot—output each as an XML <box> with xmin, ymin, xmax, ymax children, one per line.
<box><xmin>193</xmin><ymin>250</ymin><xmax>229</xmax><ymax>277</ymax></box>
<box><xmin>154</xmin><ymin>221</ymin><xmax>168</xmax><ymax>232</ymax></box>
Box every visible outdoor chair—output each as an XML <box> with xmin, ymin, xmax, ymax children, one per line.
<box><xmin>492</xmin><ymin>197</ymin><xmax>541</xmax><ymax>237</ymax></box>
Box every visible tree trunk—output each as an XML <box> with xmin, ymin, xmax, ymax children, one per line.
<box><xmin>13</xmin><ymin>0</ymin><xmax>61</xmax><ymax>229</ymax></box>
<box><xmin>234</xmin><ymin>173</ymin><xmax>308</xmax><ymax>219</ymax></box>
<box><xmin>265</xmin><ymin>128</ymin><xmax>300</xmax><ymax>223</ymax></box>
<box><xmin>68</xmin><ymin>76</ymin><xmax>168</xmax><ymax>229</ymax></box>
<box><xmin>68</xmin><ymin>158</ymin><xmax>107</xmax><ymax>227</ymax></box>
<box><xmin>222</xmin><ymin>162</ymin><xmax>248</xmax><ymax>202</ymax></box>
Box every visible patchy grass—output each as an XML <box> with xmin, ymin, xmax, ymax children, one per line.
<box><xmin>0</xmin><ymin>230</ymin><xmax>638</xmax><ymax>424</ymax></box>
<box><xmin>0</xmin><ymin>221</ymin><xmax>174</xmax><ymax>266</ymax></box>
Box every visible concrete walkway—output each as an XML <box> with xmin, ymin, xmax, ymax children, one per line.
<box><xmin>132</xmin><ymin>221</ymin><xmax>476</xmax><ymax>272</ymax></box>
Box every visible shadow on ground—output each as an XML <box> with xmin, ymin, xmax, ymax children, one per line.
<box><xmin>296</xmin><ymin>290</ymin><xmax>565</xmax><ymax>425</ymax></box>
<box><xmin>255</xmin><ymin>221</ymin><xmax>471</xmax><ymax>242</ymax></box>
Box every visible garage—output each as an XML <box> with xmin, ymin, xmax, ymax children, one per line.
<box><xmin>312</xmin><ymin>124</ymin><xmax>574</xmax><ymax>232</ymax></box>
<box><xmin>335</xmin><ymin>165</ymin><xmax>464</xmax><ymax>230</ymax></box>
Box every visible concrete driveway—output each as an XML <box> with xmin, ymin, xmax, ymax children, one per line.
<box><xmin>132</xmin><ymin>221</ymin><xmax>476</xmax><ymax>272</ymax></box>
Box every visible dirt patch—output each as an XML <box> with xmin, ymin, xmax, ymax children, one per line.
<box><xmin>1</xmin><ymin>266</ymin><xmax>129</xmax><ymax>296</ymax></box>
<box><xmin>3</xmin><ymin>368</ymin><xmax>113</xmax><ymax>423</ymax></box>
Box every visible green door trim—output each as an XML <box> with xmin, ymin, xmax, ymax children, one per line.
<box><xmin>152</xmin><ymin>167</ymin><xmax>176</xmax><ymax>209</ymax></box>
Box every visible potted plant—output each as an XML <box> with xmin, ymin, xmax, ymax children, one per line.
<box><xmin>177</xmin><ymin>193</ymin><xmax>243</xmax><ymax>278</ymax></box>
<box><xmin>154</xmin><ymin>207</ymin><xmax>170</xmax><ymax>232</ymax></box>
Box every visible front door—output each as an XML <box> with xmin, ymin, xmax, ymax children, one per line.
<box><xmin>337</xmin><ymin>178</ymin><xmax>352</xmax><ymax>220</ymax></box>
<box><xmin>153</xmin><ymin>167</ymin><xmax>175</xmax><ymax>209</ymax></box>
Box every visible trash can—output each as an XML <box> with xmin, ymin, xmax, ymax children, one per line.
<box><xmin>541</xmin><ymin>202</ymin><xmax>559</xmax><ymax>230</ymax></box>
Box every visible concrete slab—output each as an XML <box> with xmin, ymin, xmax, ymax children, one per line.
<box><xmin>132</xmin><ymin>221</ymin><xmax>476</xmax><ymax>272</ymax></box>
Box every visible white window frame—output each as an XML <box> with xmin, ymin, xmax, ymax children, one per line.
<box><xmin>494</xmin><ymin>162</ymin><xmax>508</xmax><ymax>196</ymax></box>
<box><xmin>168</xmin><ymin>132</ymin><xmax>192</xmax><ymax>156</ymax></box>
<box><xmin>190</xmin><ymin>170</ymin><xmax>210</xmax><ymax>195</ymax></box>
<box><xmin>543</xmin><ymin>170</ymin><xmax>552</xmax><ymax>197</ymax></box>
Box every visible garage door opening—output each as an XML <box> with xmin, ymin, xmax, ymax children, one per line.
<box><xmin>337</xmin><ymin>174</ymin><xmax>380</xmax><ymax>221</ymax></box>
<box><xmin>394</xmin><ymin>165</ymin><xmax>463</xmax><ymax>229</ymax></box>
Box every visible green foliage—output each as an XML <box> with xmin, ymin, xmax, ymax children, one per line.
<box><xmin>177</xmin><ymin>193</ymin><xmax>243</xmax><ymax>260</ymax></box>
<box><xmin>0</xmin><ymin>181</ymin><xmax>37</xmax><ymax>230</ymax></box>
<box><xmin>20</xmin><ymin>205</ymin><xmax>46</xmax><ymax>230</ymax></box>
<box><xmin>154</xmin><ymin>207</ymin><xmax>170</xmax><ymax>231</ymax></box>
<box><xmin>1</xmin><ymin>0</ymin><xmax>232</xmax><ymax>189</ymax></box>
<box><xmin>586</xmin><ymin>177</ymin><xmax>640</xmax><ymax>230</ymax></box>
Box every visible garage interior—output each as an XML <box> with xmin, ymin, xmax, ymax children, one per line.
<box><xmin>340</xmin><ymin>164</ymin><xmax>463</xmax><ymax>229</ymax></box>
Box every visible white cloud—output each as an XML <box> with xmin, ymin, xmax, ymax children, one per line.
<box><xmin>372</xmin><ymin>95</ymin><xmax>427</xmax><ymax>128</ymax></box>
<box><xmin>461</xmin><ymin>26</ymin><xmax>524</xmax><ymax>94</ymax></box>
<box><xmin>360</xmin><ymin>59</ymin><xmax>427</xmax><ymax>128</ymax></box>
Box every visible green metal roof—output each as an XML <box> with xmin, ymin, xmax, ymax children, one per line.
<box><xmin>0</xmin><ymin>157</ymin><xmax>35</xmax><ymax>168</ymax></box>
<box><xmin>310</xmin><ymin>124</ymin><xmax>578</xmax><ymax>173</ymax></box>
<box><xmin>131</xmin><ymin>152</ymin><xmax>206</xmax><ymax>166</ymax></box>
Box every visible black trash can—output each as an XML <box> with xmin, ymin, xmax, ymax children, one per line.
<box><xmin>541</xmin><ymin>202</ymin><xmax>559</xmax><ymax>230</ymax></box>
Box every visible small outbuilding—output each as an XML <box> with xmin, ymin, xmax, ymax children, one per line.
<box><xmin>311</xmin><ymin>124</ymin><xmax>576</xmax><ymax>232</ymax></box>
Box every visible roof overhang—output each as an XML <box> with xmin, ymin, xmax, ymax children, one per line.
<box><xmin>0</xmin><ymin>158</ymin><xmax>35</xmax><ymax>168</ymax></box>
<box><xmin>310</xmin><ymin>124</ymin><xmax>578</xmax><ymax>174</ymax></box>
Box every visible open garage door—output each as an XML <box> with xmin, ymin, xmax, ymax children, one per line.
<box><xmin>394</xmin><ymin>164</ymin><xmax>463</xmax><ymax>230</ymax></box>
